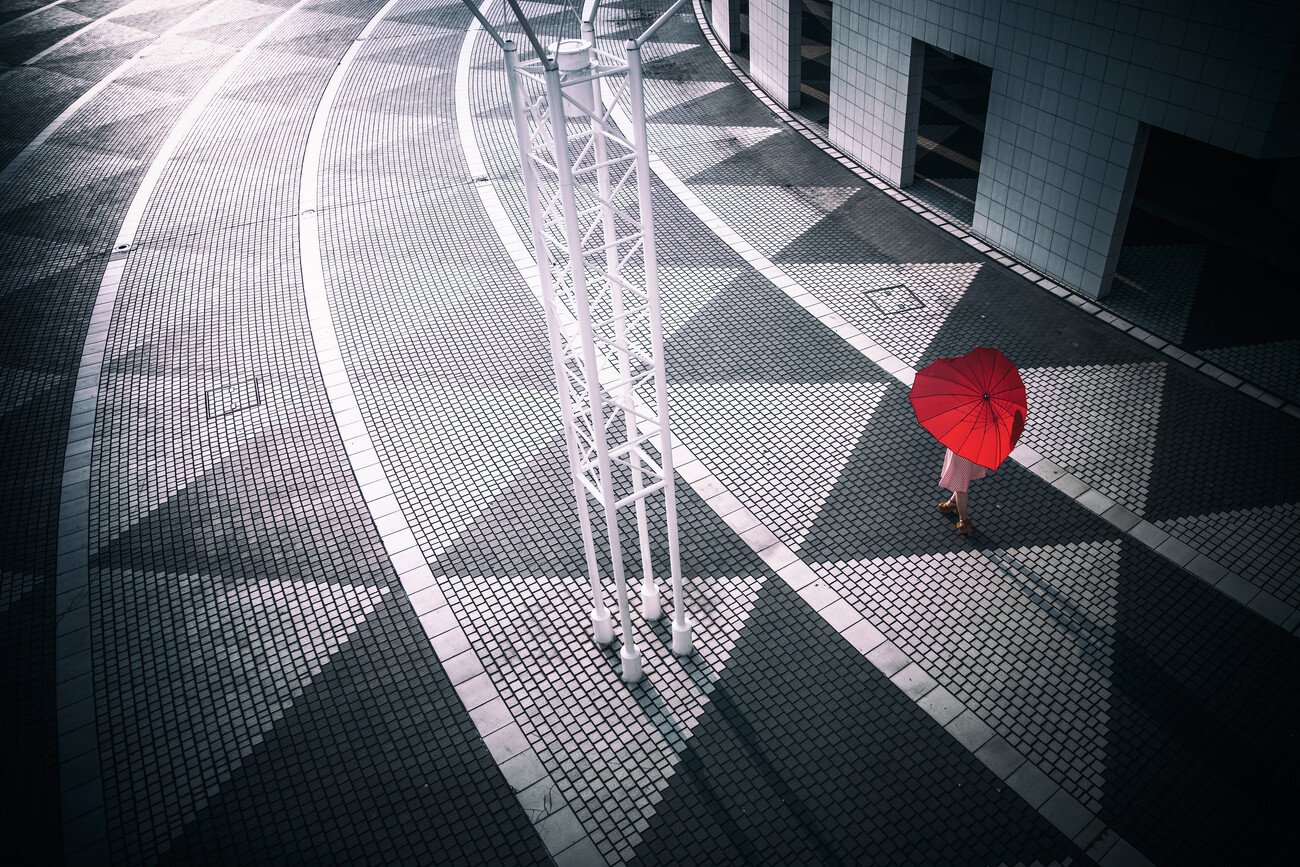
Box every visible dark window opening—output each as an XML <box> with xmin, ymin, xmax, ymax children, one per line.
<box><xmin>911</xmin><ymin>43</ymin><xmax>992</xmax><ymax>225</ymax></box>
<box><xmin>1109</xmin><ymin>127</ymin><xmax>1300</xmax><ymax>403</ymax></box>
<box><xmin>737</xmin><ymin>0</ymin><xmax>749</xmax><ymax>59</ymax></box>
<box><xmin>797</xmin><ymin>0</ymin><xmax>832</xmax><ymax>132</ymax></box>
<box><xmin>702</xmin><ymin>0</ymin><xmax>750</xmax><ymax>60</ymax></box>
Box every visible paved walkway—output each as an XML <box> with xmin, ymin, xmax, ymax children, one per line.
<box><xmin>2</xmin><ymin>1</ymin><xmax>1297</xmax><ymax>864</ymax></box>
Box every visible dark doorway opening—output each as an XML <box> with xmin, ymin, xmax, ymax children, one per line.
<box><xmin>737</xmin><ymin>0</ymin><xmax>749</xmax><ymax>59</ymax></box>
<box><xmin>797</xmin><ymin>0</ymin><xmax>832</xmax><ymax>133</ymax></box>
<box><xmin>703</xmin><ymin>0</ymin><xmax>750</xmax><ymax>60</ymax></box>
<box><xmin>910</xmin><ymin>43</ymin><xmax>992</xmax><ymax>225</ymax></box>
<box><xmin>1108</xmin><ymin>128</ymin><xmax>1300</xmax><ymax>403</ymax></box>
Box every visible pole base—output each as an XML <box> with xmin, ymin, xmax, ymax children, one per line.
<box><xmin>593</xmin><ymin>609</ymin><xmax>614</xmax><ymax>646</ymax></box>
<box><xmin>620</xmin><ymin>643</ymin><xmax>643</xmax><ymax>683</ymax></box>
<box><xmin>641</xmin><ymin>583</ymin><xmax>662</xmax><ymax>621</ymax></box>
<box><xmin>671</xmin><ymin>618</ymin><xmax>693</xmax><ymax>657</ymax></box>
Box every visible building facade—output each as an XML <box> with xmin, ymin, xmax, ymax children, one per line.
<box><xmin>709</xmin><ymin>0</ymin><xmax>1300</xmax><ymax>299</ymax></box>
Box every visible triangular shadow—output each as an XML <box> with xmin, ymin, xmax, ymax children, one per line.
<box><xmin>157</xmin><ymin>590</ymin><xmax>551</xmax><ymax>864</ymax></box>
<box><xmin>797</xmin><ymin>383</ymin><xmax>1120</xmax><ymax>562</ymax></box>
<box><xmin>685</xmin><ymin>129</ymin><xmax>858</xmax><ymax>189</ymax></box>
<box><xmin>774</xmin><ymin>188</ymin><xmax>976</xmax><ymax>265</ymax></box>
<box><xmin>1143</xmin><ymin>370</ymin><xmax>1300</xmax><ymax>520</ymax></box>
<box><xmin>629</xmin><ymin>575</ymin><xmax>1088</xmax><ymax>863</ymax></box>
<box><xmin>916</xmin><ymin>265</ymin><xmax>1154</xmax><ymax>370</ymax></box>
<box><xmin>662</xmin><ymin>272</ymin><xmax>885</xmax><ymax>385</ymax></box>
<box><xmin>1101</xmin><ymin>536</ymin><xmax>1300</xmax><ymax>863</ymax></box>
<box><xmin>647</xmin><ymin>81</ymin><xmax>779</xmax><ymax>131</ymax></box>
<box><xmin>431</xmin><ymin>428</ymin><xmax>773</xmax><ymax>581</ymax></box>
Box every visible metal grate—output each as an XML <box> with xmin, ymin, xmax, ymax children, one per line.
<box><xmin>864</xmin><ymin>283</ymin><xmax>925</xmax><ymax>315</ymax></box>
<box><xmin>205</xmin><ymin>377</ymin><xmax>262</xmax><ymax>419</ymax></box>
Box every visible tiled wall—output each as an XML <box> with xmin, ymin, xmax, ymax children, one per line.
<box><xmin>746</xmin><ymin>0</ymin><xmax>1300</xmax><ymax>298</ymax></box>
<box><xmin>828</xmin><ymin>11</ymin><xmax>924</xmax><ymax>186</ymax></box>
<box><xmin>749</xmin><ymin>0</ymin><xmax>801</xmax><ymax>108</ymax></box>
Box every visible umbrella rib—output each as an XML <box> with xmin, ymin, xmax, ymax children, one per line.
<box><xmin>985</xmin><ymin>363</ymin><xmax>1021</xmax><ymax>395</ymax></box>
<box><xmin>918</xmin><ymin>364</ymin><xmax>981</xmax><ymax>393</ymax></box>
<box><xmin>913</xmin><ymin>393</ymin><xmax>983</xmax><ymax>422</ymax></box>
<box><xmin>951</xmin><ymin>360</ymin><xmax>987</xmax><ymax>394</ymax></box>
<box><xmin>973</xmin><ymin>348</ymin><xmax>996</xmax><ymax>391</ymax></box>
<box><xmin>947</xmin><ymin>412</ymin><xmax>986</xmax><ymax>464</ymax></box>
<box><xmin>927</xmin><ymin>395</ymin><xmax>988</xmax><ymax>441</ymax></box>
<box><xmin>915</xmin><ymin>387</ymin><xmax>979</xmax><ymax>403</ymax></box>
<box><xmin>926</xmin><ymin>356</ymin><xmax>984</xmax><ymax>393</ymax></box>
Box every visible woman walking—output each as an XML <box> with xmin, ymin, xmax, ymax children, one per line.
<box><xmin>910</xmin><ymin>347</ymin><xmax>1027</xmax><ymax>539</ymax></box>
<box><xmin>937</xmin><ymin>447</ymin><xmax>988</xmax><ymax>536</ymax></box>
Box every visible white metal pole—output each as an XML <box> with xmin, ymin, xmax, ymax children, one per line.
<box><xmin>584</xmin><ymin>39</ymin><xmax>662</xmax><ymax>623</ymax></box>
<box><xmin>618</xmin><ymin>271</ymin><xmax>662</xmax><ymax>623</ymax></box>
<box><xmin>546</xmin><ymin>55</ymin><xmax>643</xmax><ymax>682</ymax></box>
<box><xmin>627</xmin><ymin>41</ymin><xmax>692</xmax><ymax>656</ymax></box>
<box><xmin>506</xmin><ymin>40</ymin><xmax>613</xmax><ymax>645</ymax></box>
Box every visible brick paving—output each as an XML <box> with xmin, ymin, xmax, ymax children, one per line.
<box><xmin>2</xmin><ymin>1</ymin><xmax>1297</xmax><ymax>864</ymax></box>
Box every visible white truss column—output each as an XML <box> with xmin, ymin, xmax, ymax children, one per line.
<box><xmin>504</xmin><ymin>40</ymin><xmax>614</xmax><ymax>647</ymax></box>
<box><xmin>546</xmin><ymin>44</ymin><xmax>644</xmax><ymax>682</ymax></box>
<box><xmin>494</xmin><ymin>1</ymin><xmax>696</xmax><ymax>682</ymax></box>
<box><xmin>586</xmin><ymin>54</ymin><xmax>663</xmax><ymax>624</ymax></box>
<box><xmin>626</xmin><ymin>39</ymin><xmax>692</xmax><ymax>656</ymax></box>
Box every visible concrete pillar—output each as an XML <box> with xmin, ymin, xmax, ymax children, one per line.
<box><xmin>827</xmin><ymin>14</ymin><xmax>924</xmax><ymax>186</ymax></box>
<box><xmin>748</xmin><ymin>0</ymin><xmax>801</xmax><ymax>108</ymax></box>
<box><xmin>1098</xmin><ymin>124</ymin><xmax>1149</xmax><ymax>299</ymax></box>
<box><xmin>974</xmin><ymin>73</ymin><xmax>1150</xmax><ymax>299</ymax></box>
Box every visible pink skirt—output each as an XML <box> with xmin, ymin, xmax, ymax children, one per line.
<box><xmin>940</xmin><ymin>449</ymin><xmax>989</xmax><ymax>493</ymax></box>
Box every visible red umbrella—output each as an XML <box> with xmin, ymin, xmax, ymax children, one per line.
<box><xmin>909</xmin><ymin>347</ymin><xmax>1027</xmax><ymax>471</ymax></box>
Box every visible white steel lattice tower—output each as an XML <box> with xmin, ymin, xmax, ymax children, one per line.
<box><xmin>484</xmin><ymin>0</ymin><xmax>695</xmax><ymax>682</ymax></box>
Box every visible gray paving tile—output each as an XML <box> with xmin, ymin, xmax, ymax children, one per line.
<box><xmin>5</xmin><ymin>2</ymin><xmax>1297</xmax><ymax>865</ymax></box>
<box><xmin>1006</xmin><ymin>761</ymin><xmax>1057</xmax><ymax>809</ymax></box>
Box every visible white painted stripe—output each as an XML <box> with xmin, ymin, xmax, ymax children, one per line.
<box><xmin>0</xmin><ymin>0</ymin><xmax>228</xmax><ymax>187</ymax></box>
<box><xmin>628</xmin><ymin>86</ymin><xmax>1299</xmax><ymax>628</ymax></box>
<box><xmin>115</xmin><ymin>0</ymin><xmax>311</xmax><ymax>249</ymax></box>
<box><xmin>593</xmin><ymin>18</ymin><xmax>1161</xmax><ymax>863</ymax></box>
<box><xmin>304</xmin><ymin>1</ymin><xmax>607</xmax><ymax>862</ymax></box>
<box><xmin>23</xmin><ymin>0</ymin><xmax>133</xmax><ymax>66</ymax></box>
<box><xmin>451</xmin><ymin>5</ymin><xmax>608</xmax><ymax>864</ymax></box>
<box><xmin>460</xmin><ymin>3</ymin><xmax>1147</xmax><ymax>863</ymax></box>
<box><xmin>54</xmin><ymin>0</ymin><xmax>313</xmax><ymax>859</ymax></box>
<box><xmin>0</xmin><ymin>0</ymin><xmax>73</xmax><ymax>31</ymax></box>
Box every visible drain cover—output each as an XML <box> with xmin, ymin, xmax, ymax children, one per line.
<box><xmin>864</xmin><ymin>283</ymin><xmax>925</xmax><ymax>315</ymax></box>
<box><xmin>205</xmin><ymin>378</ymin><xmax>262</xmax><ymax>419</ymax></box>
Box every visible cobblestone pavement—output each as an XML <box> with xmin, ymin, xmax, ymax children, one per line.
<box><xmin>2</xmin><ymin>0</ymin><xmax>1297</xmax><ymax>864</ymax></box>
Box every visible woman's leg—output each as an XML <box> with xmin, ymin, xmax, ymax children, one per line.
<box><xmin>955</xmin><ymin>490</ymin><xmax>969</xmax><ymax>524</ymax></box>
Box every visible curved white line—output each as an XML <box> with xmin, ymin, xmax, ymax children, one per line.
<box><xmin>21</xmin><ymin>0</ymin><xmax>133</xmax><ymax>66</ymax></box>
<box><xmin>53</xmin><ymin>0</ymin><xmax>313</xmax><ymax>858</ymax></box>
<box><xmin>298</xmin><ymin>2</ymin><xmax>604</xmax><ymax>863</ymax></box>
<box><xmin>455</xmin><ymin>3</ymin><xmax>611</xmax><ymax>861</ymax></box>
<box><xmin>593</xmin><ymin>53</ymin><xmax>1157</xmax><ymax>867</ymax></box>
<box><xmin>0</xmin><ymin>0</ymin><xmax>228</xmax><ymax>186</ymax></box>
<box><xmin>454</xmin><ymin>1</ymin><xmax>1154</xmax><ymax>856</ymax></box>
<box><xmin>0</xmin><ymin>0</ymin><xmax>72</xmax><ymax>31</ymax></box>
<box><xmin>684</xmin><ymin>0</ymin><xmax>1298</xmax><ymax>631</ymax></box>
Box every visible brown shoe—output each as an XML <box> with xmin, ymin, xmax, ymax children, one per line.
<box><xmin>955</xmin><ymin>519</ymin><xmax>973</xmax><ymax>536</ymax></box>
<box><xmin>938</xmin><ymin>500</ymin><xmax>958</xmax><ymax>514</ymax></box>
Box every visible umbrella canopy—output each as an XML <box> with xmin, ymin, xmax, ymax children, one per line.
<box><xmin>909</xmin><ymin>346</ymin><xmax>1027</xmax><ymax>471</ymax></box>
